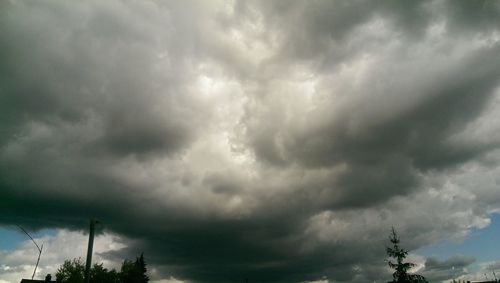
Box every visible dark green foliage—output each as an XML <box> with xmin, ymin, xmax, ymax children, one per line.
<box><xmin>90</xmin><ymin>263</ymin><xmax>119</xmax><ymax>283</ymax></box>
<box><xmin>136</xmin><ymin>253</ymin><xmax>149</xmax><ymax>283</ymax></box>
<box><xmin>120</xmin><ymin>259</ymin><xmax>140</xmax><ymax>283</ymax></box>
<box><xmin>56</xmin><ymin>254</ymin><xmax>147</xmax><ymax>283</ymax></box>
<box><xmin>121</xmin><ymin>253</ymin><xmax>149</xmax><ymax>283</ymax></box>
<box><xmin>386</xmin><ymin>227</ymin><xmax>428</xmax><ymax>283</ymax></box>
<box><xmin>56</xmin><ymin>258</ymin><xmax>84</xmax><ymax>283</ymax></box>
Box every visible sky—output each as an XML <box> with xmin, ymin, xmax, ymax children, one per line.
<box><xmin>1</xmin><ymin>0</ymin><xmax>500</xmax><ymax>282</ymax></box>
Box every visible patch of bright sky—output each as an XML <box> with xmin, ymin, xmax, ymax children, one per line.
<box><xmin>0</xmin><ymin>227</ymin><xmax>56</xmax><ymax>251</ymax></box>
<box><xmin>416</xmin><ymin>213</ymin><xmax>500</xmax><ymax>263</ymax></box>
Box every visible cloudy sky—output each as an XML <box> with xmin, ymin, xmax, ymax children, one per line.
<box><xmin>1</xmin><ymin>0</ymin><xmax>500</xmax><ymax>282</ymax></box>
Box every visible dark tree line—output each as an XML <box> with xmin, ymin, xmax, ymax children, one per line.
<box><xmin>54</xmin><ymin>230</ymin><xmax>427</xmax><ymax>283</ymax></box>
<box><xmin>55</xmin><ymin>253</ymin><xmax>149</xmax><ymax>283</ymax></box>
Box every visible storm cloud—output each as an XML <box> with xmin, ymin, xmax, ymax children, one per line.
<box><xmin>1</xmin><ymin>1</ymin><xmax>500</xmax><ymax>282</ymax></box>
<box><xmin>421</xmin><ymin>255</ymin><xmax>476</xmax><ymax>282</ymax></box>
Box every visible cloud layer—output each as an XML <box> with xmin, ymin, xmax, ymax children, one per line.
<box><xmin>1</xmin><ymin>1</ymin><xmax>500</xmax><ymax>282</ymax></box>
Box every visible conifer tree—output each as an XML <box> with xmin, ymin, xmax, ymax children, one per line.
<box><xmin>136</xmin><ymin>253</ymin><xmax>149</xmax><ymax>283</ymax></box>
<box><xmin>386</xmin><ymin>227</ymin><xmax>428</xmax><ymax>283</ymax></box>
<box><xmin>121</xmin><ymin>253</ymin><xmax>149</xmax><ymax>283</ymax></box>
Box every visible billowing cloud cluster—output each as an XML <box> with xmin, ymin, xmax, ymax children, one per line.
<box><xmin>1</xmin><ymin>0</ymin><xmax>500</xmax><ymax>282</ymax></box>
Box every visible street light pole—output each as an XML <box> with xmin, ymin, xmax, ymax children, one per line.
<box><xmin>84</xmin><ymin>219</ymin><xmax>97</xmax><ymax>283</ymax></box>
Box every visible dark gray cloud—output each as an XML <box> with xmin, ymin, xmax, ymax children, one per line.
<box><xmin>1</xmin><ymin>1</ymin><xmax>500</xmax><ymax>282</ymax></box>
<box><xmin>421</xmin><ymin>255</ymin><xmax>476</xmax><ymax>282</ymax></box>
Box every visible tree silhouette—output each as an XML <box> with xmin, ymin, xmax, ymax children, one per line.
<box><xmin>136</xmin><ymin>253</ymin><xmax>149</xmax><ymax>283</ymax></box>
<box><xmin>120</xmin><ymin>253</ymin><xmax>149</xmax><ymax>283</ymax></box>
<box><xmin>90</xmin><ymin>263</ymin><xmax>119</xmax><ymax>283</ymax></box>
<box><xmin>56</xmin><ymin>258</ymin><xmax>85</xmax><ymax>283</ymax></box>
<box><xmin>56</xmin><ymin>258</ymin><xmax>119</xmax><ymax>283</ymax></box>
<box><xmin>56</xmin><ymin>254</ymin><xmax>148</xmax><ymax>283</ymax></box>
<box><xmin>386</xmin><ymin>227</ymin><xmax>428</xmax><ymax>283</ymax></box>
